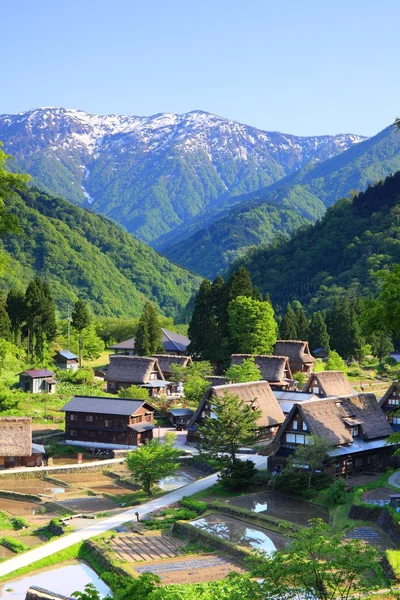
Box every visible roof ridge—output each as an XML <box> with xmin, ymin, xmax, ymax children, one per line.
<box><xmin>161</xmin><ymin>328</ymin><xmax>181</xmax><ymax>352</ymax></box>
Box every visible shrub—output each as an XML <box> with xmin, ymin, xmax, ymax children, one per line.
<box><xmin>325</xmin><ymin>479</ymin><xmax>346</xmax><ymax>505</ymax></box>
<box><xmin>274</xmin><ymin>467</ymin><xmax>331</xmax><ymax>497</ymax></box>
<box><xmin>1</xmin><ymin>536</ymin><xmax>28</xmax><ymax>554</ymax></box>
<box><xmin>293</xmin><ymin>372</ymin><xmax>307</xmax><ymax>387</ymax></box>
<box><xmin>11</xmin><ymin>517</ymin><xmax>28</xmax><ymax>530</ymax></box>
<box><xmin>160</xmin><ymin>508</ymin><xmax>197</xmax><ymax>520</ymax></box>
<box><xmin>180</xmin><ymin>497</ymin><xmax>208</xmax><ymax>514</ymax></box>
<box><xmin>74</xmin><ymin>368</ymin><xmax>95</xmax><ymax>385</ymax></box>
<box><xmin>218</xmin><ymin>459</ymin><xmax>257</xmax><ymax>491</ymax></box>
<box><xmin>251</xmin><ymin>470</ymin><xmax>273</xmax><ymax>489</ymax></box>
<box><xmin>347</xmin><ymin>367</ymin><xmax>363</xmax><ymax>377</ymax></box>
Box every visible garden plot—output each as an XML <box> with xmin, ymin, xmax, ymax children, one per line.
<box><xmin>57</xmin><ymin>496</ymin><xmax>117</xmax><ymax>513</ymax></box>
<box><xmin>110</xmin><ymin>532</ymin><xmax>184</xmax><ymax>562</ymax></box>
<box><xmin>135</xmin><ymin>555</ymin><xmax>245</xmax><ymax>584</ymax></box>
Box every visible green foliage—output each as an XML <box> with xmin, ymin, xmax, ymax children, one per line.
<box><xmin>225</xmin><ymin>357</ymin><xmax>261</xmax><ymax>383</ymax></box>
<box><xmin>227</xmin><ymin>295</ymin><xmax>277</xmax><ymax>354</ymax></box>
<box><xmin>325</xmin><ymin>350</ymin><xmax>346</xmax><ymax>371</ymax></box>
<box><xmin>279</xmin><ymin>303</ymin><xmax>297</xmax><ymax>339</ymax></box>
<box><xmin>218</xmin><ymin>459</ymin><xmax>257</xmax><ymax>491</ymax></box>
<box><xmin>180</xmin><ymin>497</ymin><xmax>208</xmax><ymax>514</ymax></box>
<box><xmin>0</xmin><ymin>187</ymin><xmax>201</xmax><ymax>318</ymax></box>
<box><xmin>251</xmin><ymin>519</ymin><xmax>383</xmax><ymax>600</ymax></box>
<box><xmin>118</xmin><ymin>385</ymin><xmax>150</xmax><ymax>400</ymax></box>
<box><xmin>73</xmin><ymin>368</ymin><xmax>95</xmax><ymax>385</ymax></box>
<box><xmin>309</xmin><ymin>311</ymin><xmax>330</xmax><ymax>351</ymax></box>
<box><xmin>325</xmin><ymin>479</ymin><xmax>346</xmax><ymax>506</ymax></box>
<box><xmin>289</xmin><ymin>435</ymin><xmax>333</xmax><ymax>490</ymax></box>
<box><xmin>126</xmin><ymin>438</ymin><xmax>181</xmax><ymax>498</ymax></box>
<box><xmin>135</xmin><ymin>302</ymin><xmax>163</xmax><ymax>356</ymax></box>
<box><xmin>1</xmin><ymin>536</ymin><xmax>28</xmax><ymax>554</ymax></box>
<box><xmin>326</xmin><ymin>299</ymin><xmax>363</xmax><ymax>360</ymax></box>
<box><xmin>171</xmin><ymin>361</ymin><xmax>212</xmax><ymax>406</ymax></box>
<box><xmin>187</xmin><ymin>280</ymin><xmax>216</xmax><ymax>361</ymax></box>
<box><xmin>24</xmin><ymin>277</ymin><xmax>57</xmax><ymax>360</ymax></box>
<box><xmin>198</xmin><ymin>391</ymin><xmax>261</xmax><ymax>461</ymax></box>
<box><xmin>293</xmin><ymin>371</ymin><xmax>307</xmax><ymax>386</ymax></box>
<box><xmin>251</xmin><ymin>469</ymin><xmax>273</xmax><ymax>489</ymax></box>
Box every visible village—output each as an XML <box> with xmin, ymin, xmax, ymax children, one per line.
<box><xmin>0</xmin><ymin>326</ymin><xmax>399</xmax><ymax>599</ymax></box>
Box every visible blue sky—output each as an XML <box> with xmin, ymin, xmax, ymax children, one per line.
<box><xmin>2</xmin><ymin>0</ymin><xmax>399</xmax><ymax>136</ymax></box>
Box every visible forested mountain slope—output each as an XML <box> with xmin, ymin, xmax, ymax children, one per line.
<box><xmin>0</xmin><ymin>107</ymin><xmax>364</xmax><ymax>244</ymax></box>
<box><xmin>162</xmin><ymin>124</ymin><xmax>400</xmax><ymax>278</ymax></box>
<box><xmin>0</xmin><ymin>188</ymin><xmax>201</xmax><ymax>318</ymax></box>
<box><xmin>235</xmin><ymin>171</ymin><xmax>400</xmax><ymax>312</ymax></box>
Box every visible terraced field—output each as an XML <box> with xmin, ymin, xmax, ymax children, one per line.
<box><xmin>110</xmin><ymin>532</ymin><xmax>184</xmax><ymax>562</ymax></box>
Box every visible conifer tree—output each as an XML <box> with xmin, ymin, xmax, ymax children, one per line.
<box><xmin>188</xmin><ymin>280</ymin><xmax>215</xmax><ymax>361</ymax></box>
<box><xmin>25</xmin><ymin>278</ymin><xmax>57</xmax><ymax>360</ymax></box>
<box><xmin>308</xmin><ymin>312</ymin><xmax>330</xmax><ymax>352</ymax></box>
<box><xmin>0</xmin><ymin>299</ymin><xmax>11</xmax><ymax>341</ymax></box>
<box><xmin>6</xmin><ymin>288</ymin><xmax>25</xmax><ymax>344</ymax></box>
<box><xmin>71</xmin><ymin>299</ymin><xmax>91</xmax><ymax>368</ymax></box>
<box><xmin>135</xmin><ymin>302</ymin><xmax>162</xmax><ymax>356</ymax></box>
<box><xmin>293</xmin><ymin>304</ymin><xmax>309</xmax><ymax>341</ymax></box>
<box><xmin>279</xmin><ymin>304</ymin><xmax>297</xmax><ymax>340</ymax></box>
<box><xmin>225</xmin><ymin>267</ymin><xmax>254</xmax><ymax>304</ymax></box>
<box><xmin>326</xmin><ymin>298</ymin><xmax>363</xmax><ymax>360</ymax></box>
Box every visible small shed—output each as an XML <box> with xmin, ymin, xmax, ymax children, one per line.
<box><xmin>19</xmin><ymin>369</ymin><xmax>56</xmax><ymax>394</ymax></box>
<box><xmin>168</xmin><ymin>408</ymin><xmax>194</xmax><ymax>429</ymax></box>
<box><xmin>0</xmin><ymin>417</ymin><xmax>44</xmax><ymax>469</ymax></box>
<box><xmin>53</xmin><ymin>350</ymin><xmax>78</xmax><ymax>371</ymax></box>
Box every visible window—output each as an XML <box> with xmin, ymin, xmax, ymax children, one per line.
<box><xmin>303</xmin><ymin>422</ymin><xmax>308</xmax><ymax>431</ymax></box>
<box><xmin>350</xmin><ymin>426</ymin><xmax>359</xmax><ymax>437</ymax></box>
<box><xmin>286</xmin><ymin>433</ymin><xmax>296</xmax><ymax>443</ymax></box>
<box><xmin>69</xmin><ymin>414</ymin><xmax>77</xmax><ymax>421</ymax></box>
<box><xmin>86</xmin><ymin>415</ymin><xmax>94</xmax><ymax>422</ymax></box>
<box><xmin>286</xmin><ymin>433</ymin><xmax>309</xmax><ymax>444</ymax></box>
<box><xmin>292</xmin><ymin>421</ymin><xmax>298</xmax><ymax>430</ymax></box>
<box><xmin>393</xmin><ymin>416</ymin><xmax>400</xmax><ymax>425</ymax></box>
<box><xmin>104</xmin><ymin>420</ymin><xmax>112</xmax><ymax>427</ymax></box>
<box><xmin>388</xmin><ymin>397</ymin><xmax>399</xmax><ymax>405</ymax></box>
<box><xmin>312</xmin><ymin>386</ymin><xmax>319</xmax><ymax>394</ymax></box>
<box><xmin>150</xmin><ymin>373</ymin><xmax>157</xmax><ymax>380</ymax></box>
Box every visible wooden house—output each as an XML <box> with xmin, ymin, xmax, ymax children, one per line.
<box><xmin>273</xmin><ymin>340</ymin><xmax>315</xmax><ymax>375</ymax></box>
<box><xmin>187</xmin><ymin>381</ymin><xmax>285</xmax><ymax>443</ymax></box>
<box><xmin>230</xmin><ymin>354</ymin><xmax>295</xmax><ymax>390</ymax></box>
<box><xmin>105</xmin><ymin>355</ymin><xmax>166</xmax><ymax>396</ymax></box>
<box><xmin>61</xmin><ymin>396</ymin><xmax>156</xmax><ymax>449</ymax></box>
<box><xmin>168</xmin><ymin>408</ymin><xmax>194</xmax><ymax>429</ymax></box>
<box><xmin>379</xmin><ymin>382</ymin><xmax>400</xmax><ymax>430</ymax></box>
<box><xmin>268</xmin><ymin>394</ymin><xmax>393</xmax><ymax>476</ymax></box>
<box><xmin>53</xmin><ymin>350</ymin><xmax>78</xmax><ymax>371</ymax></box>
<box><xmin>109</xmin><ymin>328</ymin><xmax>190</xmax><ymax>356</ymax></box>
<box><xmin>0</xmin><ymin>417</ymin><xmax>44</xmax><ymax>469</ymax></box>
<box><xmin>302</xmin><ymin>371</ymin><xmax>353</xmax><ymax>398</ymax></box>
<box><xmin>153</xmin><ymin>354</ymin><xmax>192</xmax><ymax>380</ymax></box>
<box><xmin>19</xmin><ymin>369</ymin><xmax>56</xmax><ymax>394</ymax></box>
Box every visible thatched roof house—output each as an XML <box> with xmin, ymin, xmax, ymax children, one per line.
<box><xmin>302</xmin><ymin>371</ymin><xmax>353</xmax><ymax>398</ymax></box>
<box><xmin>230</xmin><ymin>354</ymin><xmax>294</xmax><ymax>390</ymax></box>
<box><xmin>105</xmin><ymin>355</ymin><xmax>165</xmax><ymax>396</ymax></box>
<box><xmin>187</xmin><ymin>381</ymin><xmax>285</xmax><ymax>442</ymax></box>
<box><xmin>0</xmin><ymin>417</ymin><xmax>31</xmax><ymax>457</ymax></box>
<box><xmin>269</xmin><ymin>394</ymin><xmax>393</xmax><ymax>476</ymax></box>
<box><xmin>273</xmin><ymin>340</ymin><xmax>315</xmax><ymax>374</ymax></box>
<box><xmin>153</xmin><ymin>354</ymin><xmax>192</xmax><ymax>378</ymax></box>
<box><xmin>109</xmin><ymin>329</ymin><xmax>190</xmax><ymax>356</ymax></box>
<box><xmin>379</xmin><ymin>382</ymin><xmax>400</xmax><ymax>430</ymax></box>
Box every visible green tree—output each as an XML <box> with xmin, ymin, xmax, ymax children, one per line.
<box><xmin>126</xmin><ymin>438</ymin><xmax>181</xmax><ymax>498</ymax></box>
<box><xmin>251</xmin><ymin>519</ymin><xmax>382</xmax><ymax>600</ymax></box>
<box><xmin>293</xmin><ymin>303</ymin><xmax>309</xmax><ymax>340</ymax></box>
<box><xmin>369</xmin><ymin>330</ymin><xmax>393</xmax><ymax>361</ymax></box>
<box><xmin>5</xmin><ymin>288</ymin><xmax>25</xmax><ymax>344</ymax></box>
<box><xmin>226</xmin><ymin>357</ymin><xmax>261</xmax><ymax>383</ymax></box>
<box><xmin>170</xmin><ymin>361</ymin><xmax>212</xmax><ymax>406</ymax></box>
<box><xmin>228</xmin><ymin>296</ymin><xmax>277</xmax><ymax>354</ymax></box>
<box><xmin>0</xmin><ymin>299</ymin><xmax>11</xmax><ymax>341</ymax></box>
<box><xmin>71</xmin><ymin>299</ymin><xmax>90</xmax><ymax>368</ymax></box>
<box><xmin>326</xmin><ymin>298</ymin><xmax>363</xmax><ymax>360</ymax></box>
<box><xmin>198</xmin><ymin>392</ymin><xmax>262</xmax><ymax>461</ymax></box>
<box><xmin>218</xmin><ymin>459</ymin><xmax>257</xmax><ymax>491</ymax></box>
<box><xmin>326</xmin><ymin>350</ymin><xmax>346</xmax><ymax>371</ymax></box>
<box><xmin>188</xmin><ymin>280</ymin><xmax>215</xmax><ymax>361</ymax></box>
<box><xmin>135</xmin><ymin>302</ymin><xmax>162</xmax><ymax>356</ymax></box>
<box><xmin>309</xmin><ymin>311</ymin><xmax>330</xmax><ymax>352</ymax></box>
<box><xmin>288</xmin><ymin>434</ymin><xmax>333</xmax><ymax>489</ymax></box>
<box><xmin>118</xmin><ymin>385</ymin><xmax>150</xmax><ymax>400</ymax></box>
<box><xmin>225</xmin><ymin>267</ymin><xmax>254</xmax><ymax>303</ymax></box>
<box><xmin>279</xmin><ymin>303</ymin><xmax>297</xmax><ymax>339</ymax></box>
<box><xmin>24</xmin><ymin>278</ymin><xmax>57</xmax><ymax>360</ymax></box>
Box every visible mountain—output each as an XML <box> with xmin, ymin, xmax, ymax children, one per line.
<box><xmin>234</xmin><ymin>171</ymin><xmax>400</xmax><ymax>312</ymax></box>
<box><xmin>0</xmin><ymin>107</ymin><xmax>365</xmax><ymax>245</ymax></box>
<box><xmin>0</xmin><ymin>187</ymin><xmax>201</xmax><ymax>318</ymax></box>
<box><xmin>162</xmin><ymin>124</ymin><xmax>400</xmax><ymax>278</ymax></box>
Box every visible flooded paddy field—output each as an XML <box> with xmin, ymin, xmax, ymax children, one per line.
<box><xmin>0</xmin><ymin>561</ymin><xmax>110</xmax><ymax>599</ymax></box>
<box><xmin>157</xmin><ymin>468</ymin><xmax>200</xmax><ymax>491</ymax></box>
<box><xmin>191</xmin><ymin>513</ymin><xmax>288</xmax><ymax>554</ymax></box>
<box><xmin>226</xmin><ymin>491</ymin><xmax>329</xmax><ymax>526</ymax></box>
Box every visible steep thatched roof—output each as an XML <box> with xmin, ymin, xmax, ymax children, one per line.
<box><xmin>379</xmin><ymin>381</ymin><xmax>399</xmax><ymax>407</ymax></box>
<box><xmin>303</xmin><ymin>371</ymin><xmax>353</xmax><ymax>397</ymax></box>
<box><xmin>230</xmin><ymin>354</ymin><xmax>292</xmax><ymax>382</ymax></box>
<box><xmin>153</xmin><ymin>354</ymin><xmax>192</xmax><ymax>375</ymax></box>
<box><xmin>188</xmin><ymin>381</ymin><xmax>285</xmax><ymax>429</ymax></box>
<box><xmin>0</xmin><ymin>417</ymin><xmax>32</xmax><ymax>457</ymax></box>
<box><xmin>273</xmin><ymin>341</ymin><xmax>315</xmax><ymax>365</ymax></box>
<box><xmin>25</xmin><ymin>587</ymin><xmax>73</xmax><ymax>600</ymax></box>
<box><xmin>274</xmin><ymin>394</ymin><xmax>392</xmax><ymax>448</ymax></box>
<box><xmin>205</xmin><ymin>375</ymin><xmax>228</xmax><ymax>386</ymax></box>
<box><xmin>105</xmin><ymin>355</ymin><xmax>163</xmax><ymax>384</ymax></box>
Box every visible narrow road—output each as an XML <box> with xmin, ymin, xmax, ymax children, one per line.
<box><xmin>0</xmin><ymin>454</ymin><xmax>266</xmax><ymax>579</ymax></box>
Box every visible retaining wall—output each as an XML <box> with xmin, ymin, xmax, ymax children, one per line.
<box><xmin>0</xmin><ymin>460</ymin><xmax>124</xmax><ymax>480</ymax></box>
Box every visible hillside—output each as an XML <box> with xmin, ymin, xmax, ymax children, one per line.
<box><xmin>0</xmin><ymin>188</ymin><xmax>201</xmax><ymax>318</ymax></box>
<box><xmin>234</xmin><ymin>171</ymin><xmax>400</xmax><ymax>311</ymax></box>
<box><xmin>0</xmin><ymin>107</ymin><xmax>364</xmax><ymax>245</ymax></box>
<box><xmin>162</xmin><ymin>124</ymin><xmax>400</xmax><ymax>278</ymax></box>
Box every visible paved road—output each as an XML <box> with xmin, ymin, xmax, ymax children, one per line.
<box><xmin>389</xmin><ymin>470</ymin><xmax>400</xmax><ymax>489</ymax></box>
<box><xmin>0</xmin><ymin>454</ymin><xmax>266</xmax><ymax>579</ymax></box>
